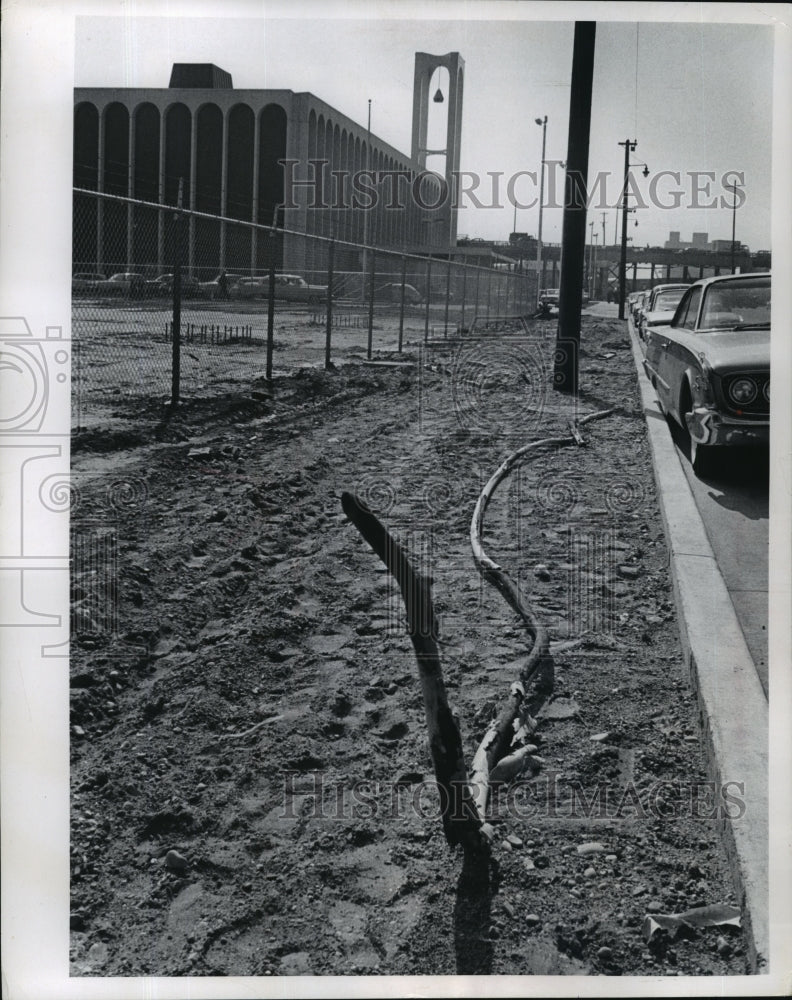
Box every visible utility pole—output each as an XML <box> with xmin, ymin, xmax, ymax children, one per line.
<box><xmin>535</xmin><ymin>115</ymin><xmax>548</xmax><ymax>306</ymax></box>
<box><xmin>617</xmin><ymin>139</ymin><xmax>636</xmax><ymax>320</ymax></box>
<box><xmin>553</xmin><ymin>21</ymin><xmax>596</xmax><ymax>395</ymax></box>
<box><xmin>730</xmin><ymin>180</ymin><xmax>738</xmax><ymax>274</ymax></box>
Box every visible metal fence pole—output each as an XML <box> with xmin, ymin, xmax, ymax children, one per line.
<box><xmin>325</xmin><ymin>237</ymin><xmax>335</xmax><ymax>369</ymax></box>
<box><xmin>366</xmin><ymin>248</ymin><xmax>376</xmax><ymax>360</ymax></box>
<box><xmin>171</xmin><ymin>178</ymin><xmax>184</xmax><ymax>407</ymax></box>
<box><xmin>266</xmin><ymin>233</ymin><xmax>276</xmax><ymax>380</ymax></box>
<box><xmin>474</xmin><ymin>267</ymin><xmax>481</xmax><ymax>322</ymax></box>
<box><xmin>443</xmin><ymin>258</ymin><xmax>451</xmax><ymax>338</ymax></box>
<box><xmin>460</xmin><ymin>264</ymin><xmax>467</xmax><ymax>334</ymax></box>
<box><xmin>486</xmin><ymin>270</ymin><xmax>492</xmax><ymax>322</ymax></box>
<box><xmin>398</xmin><ymin>254</ymin><xmax>406</xmax><ymax>352</ymax></box>
<box><xmin>424</xmin><ymin>257</ymin><xmax>432</xmax><ymax>343</ymax></box>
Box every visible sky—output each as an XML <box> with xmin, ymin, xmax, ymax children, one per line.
<box><xmin>73</xmin><ymin>4</ymin><xmax>777</xmax><ymax>251</ymax></box>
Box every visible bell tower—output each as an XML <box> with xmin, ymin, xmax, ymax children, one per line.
<box><xmin>411</xmin><ymin>52</ymin><xmax>464</xmax><ymax>246</ymax></box>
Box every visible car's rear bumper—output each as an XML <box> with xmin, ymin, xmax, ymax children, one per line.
<box><xmin>685</xmin><ymin>406</ymin><xmax>769</xmax><ymax>448</ymax></box>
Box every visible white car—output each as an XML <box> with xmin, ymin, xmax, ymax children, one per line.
<box><xmin>106</xmin><ymin>272</ymin><xmax>146</xmax><ymax>296</ymax></box>
<box><xmin>638</xmin><ymin>284</ymin><xmax>689</xmax><ymax>340</ymax></box>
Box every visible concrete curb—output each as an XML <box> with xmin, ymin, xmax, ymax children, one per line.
<box><xmin>626</xmin><ymin>319</ymin><xmax>768</xmax><ymax>972</ymax></box>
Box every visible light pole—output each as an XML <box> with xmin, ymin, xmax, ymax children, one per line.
<box><xmin>535</xmin><ymin>115</ymin><xmax>547</xmax><ymax>304</ymax></box>
<box><xmin>730</xmin><ymin>180</ymin><xmax>738</xmax><ymax>274</ymax></box>
<box><xmin>617</xmin><ymin>139</ymin><xmax>649</xmax><ymax>319</ymax></box>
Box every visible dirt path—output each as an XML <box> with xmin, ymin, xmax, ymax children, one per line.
<box><xmin>69</xmin><ymin>314</ymin><xmax>750</xmax><ymax>977</ymax></box>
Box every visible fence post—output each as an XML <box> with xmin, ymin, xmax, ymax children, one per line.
<box><xmin>366</xmin><ymin>249</ymin><xmax>376</xmax><ymax>360</ymax></box>
<box><xmin>266</xmin><ymin>231</ymin><xmax>276</xmax><ymax>380</ymax></box>
<box><xmin>325</xmin><ymin>237</ymin><xmax>335</xmax><ymax>369</ymax></box>
<box><xmin>398</xmin><ymin>254</ymin><xmax>407</xmax><ymax>353</ymax></box>
<box><xmin>443</xmin><ymin>258</ymin><xmax>451</xmax><ymax>338</ymax></box>
<box><xmin>486</xmin><ymin>269</ymin><xmax>492</xmax><ymax>322</ymax></box>
<box><xmin>170</xmin><ymin>177</ymin><xmax>184</xmax><ymax>407</ymax></box>
<box><xmin>424</xmin><ymin>257</ymin><xmax>432</xmax><ymax>343</ymax></box>
<box><xmin>460</xmin><ymin>264</ymin><xmax>468</xmax><ymax>334</ymax></box>
<box><xmin>474</xmin><ymin>267</ymin><xmax>481</xmax><ymax>323</ymax></box>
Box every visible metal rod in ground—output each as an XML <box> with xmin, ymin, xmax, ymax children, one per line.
<box><xmin>554</xmin><ymin>20</ymin><xmax>596</xmax><ymax>395</ymax></box>
<box><xmin>366</xmin><ymin>248</ymin><xmax>376</xmax><ymax>360</ymax></box>
<box><xmin>398</xmin><ymin>254</ymin><xmax>406</xmax><ymax>352</ymax></box>
<box><xmin>170</xmin><ymin>177</ymin><xmax>184</xmax><ymax>407</ymax></box>
<box><xmin>424</xmin><ymin>257</ymin><xmax>432</xmax><ymax>343</ymax></box>
<box><xmin>266</xmin><ymin>239</ymin><xmax>276</xmax><ymax>380</ymax></box>
<box><xmin>325</xmin><ymin>237</ymin><xmax>335</xmax><ymax>369</ymax></box>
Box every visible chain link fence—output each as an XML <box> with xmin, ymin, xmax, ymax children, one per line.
<box><xmin>72</xmin><ymin>189</ymin><xmax>539</xmax><ymax>429</ymax></box>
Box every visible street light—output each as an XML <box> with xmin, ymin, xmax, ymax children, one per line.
<box><xmin>535</xmin><ymin>115</ymin><xmax>547</xmax><ymax>305</ymax></box>
<box><xmin>617</xmin><ymin>139</ymin><xmax>649</xmax><ymax>319</ymax></box>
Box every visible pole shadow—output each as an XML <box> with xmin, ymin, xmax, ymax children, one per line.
<box><xmin>453</xmin><ymin>849</ymin><xmax>500</xmax><ymax>974</ymax></box>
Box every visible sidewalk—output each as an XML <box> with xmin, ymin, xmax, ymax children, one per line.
<box><xmin>623</xmin><ymin>310</ymin><xmax>769</xmax><ymax>971</ymax></box>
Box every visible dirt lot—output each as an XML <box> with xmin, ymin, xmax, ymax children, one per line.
<box><xmin>69</xmin><ymin>308</ymin><xmax>751</xmax><ymax>978</ymax></box>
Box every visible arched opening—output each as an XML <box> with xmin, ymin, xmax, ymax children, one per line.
<box><xmin>132</xmin><ymin>103</ymin><xmax>160</xmax><ymax>268</ymax></box>
<box><xmin>163</xmin><ymin>103</ymin><xmax>191</xmax><ymax>265</ymax></box>
<box><xmin>256</xmin><ymin>103</ymin><xmax>287</xmax><ymax>272</ymax></box>
<box><xmin>195</xmin><ymin>103</ymin><xmax>223</xmax><ymax>276</ymax></box>
<box><xmin>73</xmin><ymin>103</ymin><xmax>99</xmax><ymax>271</ymax></box>
<box><xmin>102</xmin><ymin>102</ymin><xmax>129</xmax><ymax>271</ymax></box>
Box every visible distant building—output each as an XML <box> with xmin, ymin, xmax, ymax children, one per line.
<box><xmin>73</xmin><ymin>55</ymin><xmax>463</xmax><ymax>277</ymax></box>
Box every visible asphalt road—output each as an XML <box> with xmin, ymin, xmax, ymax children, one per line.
<box><xmin>585</xmin><ymin>301</ymin><xmax>769</xmax><ymax>694</ymax></box>
<box><xmin>669</xmin><ymin>424</ymin><xmax>769</xmax><ymax>695</ymax></box>
<box><xmin>595</xmin><ymin>300</ymin><xmax>770</xmax><ymax>697</ymax></box>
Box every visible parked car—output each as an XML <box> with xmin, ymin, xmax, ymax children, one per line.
<box><xmin>106</xmin><ymin>272</ymin><xmax>147</xmax><ymax>297</ymax></box>
<box><xmin>238</xmin><ymin>277</ymin><xmax>279</xmax><ymax>299</ymax></box>
<box><xmin>374</xmin><ymin>282</ymin><xmax>423</xmax><ymax>304</ymax></box>
<box><xmin>637</xmin><ymin>284</ymin><xmax>689</xmax><ymax>340</ymax></box>
<box><xmin>145</xmin><ymin>273</ymin><xmax>201</xmax><ymax>297</ymax></box>
<box><xmin>239</xmin><ymin>273</ymin><xmax>328</xmax><ymax>304</ymax></box>
<box><xmin>198</xmin><ymin>272</ymin><xmax>250</xmax><ymax>299</ymax></box>
<box><xmin>271</xmin><ymin>274</ymin><xmax>327</xmax><ymax>304</ymax></box>
<box><xmin>72</xmin><ymin>272</ymin><xmax>108</xmax><ymax>295</ymax></box>
<box><xmin>631</xmin><ymin>290</ymin><xmax>648</xmax><ymax>323</ymax></box>
<box><xmin>642</xmin><ymin>272</ymin><xmax>770</xmax><ymax>476</ymax></box>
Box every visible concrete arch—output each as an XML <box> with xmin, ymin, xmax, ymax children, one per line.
<box><xmin>194</xmin><ymin>103</ymin><xmax>223</xmax><ymax>213</ymax></box>
<box><xmin>133</xmin><ymin>102</ymin><xmax>160</xmax><ymax>202</ymax></box>
<box><xmin>74</xmin><ymin>102</ymin><xmax>99</xmax><ymax>189</ymax></box>
<box><xmin>163</xmin><ymin>102</ymin><xmax>191</xmax><ymax>206</ymax></box>
<box><xmin>102</xmin><ymin>101</ymin><xmax>129</xmax><ymax>196</ymax></box>
<box><xmin>226</xmin><ymin>103</ymin><xmax>254</xmax><ymax>222</ymax></box>
<box><xmin>258</xmin><ymin>102</ymin><xmax>287</xmax><ymax>226</ymax></box>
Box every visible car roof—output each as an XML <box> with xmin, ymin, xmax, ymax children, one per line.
<box><xmin>685</xmin><ymin>271</ymin><xmax>770</xmax><ymax>291</ymax></box>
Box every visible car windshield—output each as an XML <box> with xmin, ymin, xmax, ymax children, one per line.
<box><xmin>698</xmin><ymin>278</ymin><xmax>771</xmax><ymax>331</ymax></box>
<box><xmin>653</xmin><ymin>290</ymin><xmax>686</xmax><ymax>312</ymax></box>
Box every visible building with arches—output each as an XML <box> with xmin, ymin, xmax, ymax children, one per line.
<box><xmin>72</xmin><ymin>58</ymin><xmax>461</xmax><ymax>279</ymax></box>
